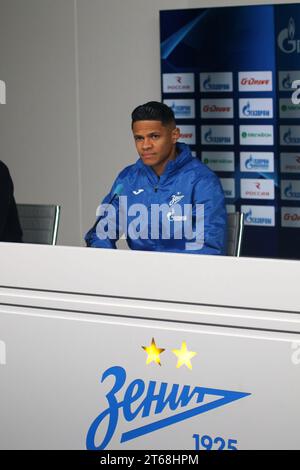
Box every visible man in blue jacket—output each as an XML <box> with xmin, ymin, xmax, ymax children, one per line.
<box><xmin>85</xmin><ymin>101</ymin><xmax>227</xmax><ymax>255</ymax></box>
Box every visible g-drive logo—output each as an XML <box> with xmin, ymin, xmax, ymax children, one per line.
<box><xmin>86</xmin><ymin>366</ymin><xmax>250</xmax><ymax>450</ymax></box>
<box><xmin>282</xmin><ymin>207</ymin><xmax>300</xmax><ymax>227</ymax></box>
<box><xmin>238</xmin><ymin>72</ymin><xmax>272</xmax><ymax>92</ymax></box>
<box><xmin>278</xmin><ymin>18</ymin><xmax>300</xmax><ymax>54</ymax></box>
<box><xmin>281</xmin><ymin>207</ymin><xmax>300</xmax><ymax>228</ymax></box>
<box><xmin>0</xmin><ymin>80</ymin><xmax>6</xmax><ymax>104</ymax></box>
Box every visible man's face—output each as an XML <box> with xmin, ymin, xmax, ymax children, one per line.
<box><xmin>132</xmin><ymin>120</ymin><xmax>180</xmax><ymax>176</ymax></box>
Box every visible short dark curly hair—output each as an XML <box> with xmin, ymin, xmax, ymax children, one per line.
<box><xmin>131</xmin><ymin>101</ymin><xmax>176</xmax><ymax>128</ymax></box>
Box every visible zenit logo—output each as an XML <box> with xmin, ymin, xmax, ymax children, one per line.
<box><xmin>86</xmin><ymin>366</ymin><xmax>250</xmax><ymax>450</ymax></box>
<box><xmin>278</xmin><ymin>17</ymin><xmax>300</xmax><ymax>54</ymax></box>
<box><xmin>0</xmin><ymin>80</ymin><xmax>6</xmax><ymax>104</ymax></box>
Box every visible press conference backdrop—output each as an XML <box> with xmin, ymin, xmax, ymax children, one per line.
<box><xmin>160</xmin><ymin>2</ymin><xmax>300</xmax><ymax>259</ymax></box>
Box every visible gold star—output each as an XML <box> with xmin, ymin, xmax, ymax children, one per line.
<box><xmin>142</xmin><ymin>338</ymin><xmax>165</xmax><ymax>366</ymax></box>
<box><xmin>172</xmin><ymin>341</ymin><xmax>197</xmax><ymax>370</ymax></box>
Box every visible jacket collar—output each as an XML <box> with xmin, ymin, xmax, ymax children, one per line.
<box><xmin>136</xmin><ymin>143</ymin><xmax>193</xmax><ymax>183</ymax></box>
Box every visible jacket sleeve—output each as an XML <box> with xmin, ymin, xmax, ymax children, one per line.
<box><xmin>185</xmin><ymin>174</ymin><xmax>227</xmax><ymax>256</ymax></box>
<box><xmin>84</xmin><ymin>178</ymin><xmax>123</xmax><ymax>249</ymax></box>
<box><xmin>0</xmin><ymin>163</ymin><xmax>13</xmax><ymax>239</ymax></box>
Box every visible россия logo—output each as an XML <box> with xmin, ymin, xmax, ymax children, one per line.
<box><xmin>86</xmin><ymin>366</ymin><xmax>251</xmax><ymax>450</ymax></box>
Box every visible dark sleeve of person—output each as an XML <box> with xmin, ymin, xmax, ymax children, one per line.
<box><xmin>0</xmin><ymin>161</ymin><xmax>13</xmax><ymax>237</ymax></box>
<box><xmin>0</xmin><ymin>161</ymin><xmax>22</xmax><ymax>242</ymax></box>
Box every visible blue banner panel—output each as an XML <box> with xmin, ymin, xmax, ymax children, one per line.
<box><xmin>160</xmin><ymin>3</ymin><xmax>300</xmax><ymax>259</ymax></box>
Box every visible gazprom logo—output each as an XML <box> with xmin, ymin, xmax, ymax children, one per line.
<box><xmin>202</xmin><ymin>126</ymin><xmax>234</xmax><ymax>146</ymax></box>
<box><xmin>163</xmin><ymin>99</ymin><xmax>195</xmax><ymax>119</ymax></box>
<box><xmin>278</xmin><ymin>17</ymin><xmax>300</xmax><ymax>54</ymax></box>
<box><xmin>283</xmin><ymin>73</ymin><xmax>293</xmax><ymax>89</ymax></box>
<box><xmin>283</xmin><ymin>182</ymin><xmax>300</xmax><ymax>200</ymax></box>
<box><xmin>245</xmin><ymin>155</ymin><xmax>269</xmax><ymax>170</ymax></box>
<box><xmin>86</xmin><ymin>366</ymin><xmax>250</xmax><ymax>450</ymax></box>
<box><xmin>240</xmin><ymin>99</ymin><xmax>273</xmax><ymax>118</ymax></box>
<box><xmin>278</xmin><ymin>71</ymin><xmax>300</xmax><ymax>91</ymax></box>
<box><xmin>0</xmin><ymin>80</ymin><xmax>6</xmax><ymax>104</ymax></box>
<box><xmin>241</xmin><ymin>206</ymin><xmax>275</xmax><ymax>226</ymax></box>
<box><xmin>203</xmin><ymin>75</ymin><xmax>230</xmax><ymax>91</ymax></box>
<box><xmin>240</xmin><ymin>152</ymin><xmax>274</xmax><ymax>173</ymax></box>
<box><xmin>281</xmin><ymin>127</ymin><xmax>300</xmax><ymax>145</ymax></box>
<box><xmin>244</xmin><ymin>208</ymin><xmax>253</xmax><ymax>224</ymax></box>
<box><xmin>200</xmin><ymin>72</ymin><xmax>233</xmax><ymax>92</ymax></box>
<box><xmin>204</xmin><ymin>129</ymin><xmax>231</xmax><ymax>144</ymax></box>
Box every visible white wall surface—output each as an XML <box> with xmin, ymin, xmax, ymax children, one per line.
<box><xmin>0</xmin><ymin>0</ymin><xmax>296</xmax><ymax>245</ymax></box>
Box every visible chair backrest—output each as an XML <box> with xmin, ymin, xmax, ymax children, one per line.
<box><xmin>226</xmin><ymin>212</ymin><xmax>244</xmax><ymax>257</ymax></box>
<box><xmin>17</xmin><ymin>204</ymin><xmax>60</xmax><ymax>245</ymax></box>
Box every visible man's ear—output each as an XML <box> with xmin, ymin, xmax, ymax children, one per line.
<box><xmin>172</xmin><ymin>127</ymin><xmax>180</xmax><ymax>143</ymax></box>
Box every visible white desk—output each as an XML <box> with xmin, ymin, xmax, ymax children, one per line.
<box><xmin>0</xmin><ymin>243</ymin><xmax>299</xmax><ymax>449</ymax></box>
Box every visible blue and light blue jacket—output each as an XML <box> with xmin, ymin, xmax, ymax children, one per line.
<box><xmin>85</xmin><ymin>143</ymin><xmax>227</xmax><ymax>255</ymax></box>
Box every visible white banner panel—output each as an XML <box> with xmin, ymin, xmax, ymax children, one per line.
<box><xmin>280</xmin><ymin>126</ymin><xmax>300</xmax><ymax>146</ymax></box>
<box><xmin>202</xmin><ymin>152</ymin><xmax>235</xmax><ymax>172</ymax></box>
<box><xmin>163</xmin><ymin>73</ymin><xmax>194</xmax><ymax>93</ymax></box>
<box><xmin>279</xmin><ymin>98</ymin><xmax>300</xmax><ymax>119</ymax></box>
<box><xmin>240</xmin><ymin>126</ymin><xmax>274</xmax><ymax>146</ymax></box>
<box><xmin>200</xmin><ymin>99</ymin><xmax>234</xmax><ymax>119</ymax></box>
<box><xmin>238</xmin><ymin>71</ymin><xmax>273</xmax><ymax>92</ymax></box>
<box><xmin>199</xmin><ymin>72</ymin><xmax>233</xmax><ymax>92</ymax></box>
<box><xmin>281</xmin><ymin>207</ymin><xmax>300</xmax><ymax>227</ymax></box>
<box><xmin>178</xmin><ymin>125</ymin><xmax>196</xmax><ymax>145</ymax></box>
<box><xmin>280</xmin><ymin>153</ymin><xmax>300</xmax><ymax>173</ymax></box>
<box><xmin>240</xmin><ymin>179</ymin><xmax>275</xmax><ymax>199</ymax></box>
<box><xmin>163</xmin><ymin>99</ymin><xmax>195</xmax><ymax>119</ymax></box>
<box><xmin>201</xmin><ymin>126</ymin><xmax>234</xmax><ymax>146</ymax></box>
<box><xmin>220</xmin><ymin>178</ymin><xmax>235</xmax><ymax>198</ymax></box>
<box><xmin>281</xmin><ymin>180</ymin><xmax>300</xmax><ymax>201</ymax></box>
<box><xmin>278</xmin><ymin>71</ymin><xmax>300</xmax><ymax>91</ymax></box>
<box><xmin>240</xmin><ymin>152</ymin><xmax>274</xmax><ymax>173</ymax></box>
<box><xmin>239</xmin><ymin>98</ymin><xmax>273</xmax><ymax>119</ymax></box>
<box><xmin>241</xmin><ymin>205</ymin><xmax>275</xmax><ymax>226</ymax></box>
